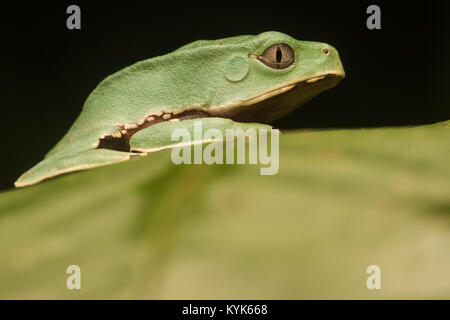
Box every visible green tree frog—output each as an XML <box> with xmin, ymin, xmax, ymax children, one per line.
<box><xmin>15</xmin><ymin>31</ymin><xmax>345</xmax><ymax>187</ymax></box>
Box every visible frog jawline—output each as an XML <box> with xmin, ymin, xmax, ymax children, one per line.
<box><xmin>207</xmin><ymin>71</ymin><xmax>344</xmax><ymax>123</ymax></box>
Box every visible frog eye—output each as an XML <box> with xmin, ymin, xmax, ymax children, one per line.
<box><xmin>257</xmin><ymin>43</ymin><xmax>295</xmax><ymax>69</ymax></box>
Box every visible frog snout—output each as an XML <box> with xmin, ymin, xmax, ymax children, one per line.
<box><xmin>321</xmin><ymin>44</ymin><xmax>345</xmax><ymax>79</ymax></box>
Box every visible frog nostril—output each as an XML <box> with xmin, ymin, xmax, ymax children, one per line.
<box><xmin>322</xmin><ymin>48</ymin><xmax>330</xmax><ymax>55</ymax></box>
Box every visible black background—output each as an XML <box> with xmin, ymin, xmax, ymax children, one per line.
<box><xmin>1</xmin><ymin>1</ymin><xmax>448</xmax><ymax>190</ymax></box>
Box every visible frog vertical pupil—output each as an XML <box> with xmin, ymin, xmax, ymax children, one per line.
<box><xmin>256</xmin><ymin>43</ymin><xmax>295</xmax><ymax>69</ymax></box>
<box><xmin>276</xmin><ymin>45</ymin><xmax>282</xmax><ymax>63</ymax></box>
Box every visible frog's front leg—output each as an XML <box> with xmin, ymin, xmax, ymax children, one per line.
<box><xmin>128</xmin><ymin>117</ymin><xmax>272</xmax><ymax>153</ymax></box>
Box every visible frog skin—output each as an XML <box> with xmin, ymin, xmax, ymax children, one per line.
<box><xmin>14</xmin><ymin>31</ymin><xmax>345</xmax><ymax>187</ymax></box>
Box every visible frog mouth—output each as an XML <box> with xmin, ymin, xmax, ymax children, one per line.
<box><xmin>97</xmin><ymin>71</ymin><xmax>344</xmax><ymax>152</ymax></box>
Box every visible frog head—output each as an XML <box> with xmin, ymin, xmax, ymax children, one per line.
<box><xmin>175</xmin><ymin>31</ymin><xmax>345</xmax><ymax>123</ymax></box>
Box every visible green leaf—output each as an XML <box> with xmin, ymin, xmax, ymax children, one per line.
<box><xmin>1</xmin><ymin>121</ymin><xmax>449</xmax><ymax>299</ymax></box>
